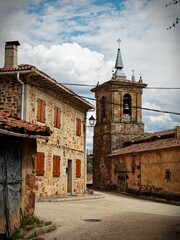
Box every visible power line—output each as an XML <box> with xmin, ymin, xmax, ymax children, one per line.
<box><xmin>79</xmin><ymin>95</ymin><xmax>180</xmax><ymax>116</ymax></box>
<box><xmin>61</xmin><ymin>83</ymin><xmax>180</xmax><ymax>89</ymax></box>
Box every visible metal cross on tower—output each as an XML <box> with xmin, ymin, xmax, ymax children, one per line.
<box><xmin>117</xmin><ymin>38</ymin><xmax>121</xmax><ymax>48</ymax></box>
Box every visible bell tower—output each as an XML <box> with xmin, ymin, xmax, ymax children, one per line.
<box><xmin>91</xmin><ymin>39</ymin><xmax>147</xmax><ymax>189</ymax></box>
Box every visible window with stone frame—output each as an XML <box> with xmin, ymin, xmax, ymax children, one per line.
<box><xmin>76</xmin><ymin>159</ymin><xmax>81</xmax><ymax>178</ymax></box>
<box><xmin>54</xmin><ymin>106</ymin><xmax>61</xmax><ymax>128</ymax></box>
<box><xmin>76</xmin><ymin>118</ymin><xmax>81</xmax><ymax>136</ymax></box>
<box><xmin>53</xmin><ymin>155</ymin><xmax>60</xmax><ymax>177</ymax></box>
<box><xmin>36</xmin><ymin>152</ymin><xmax>45</xmax><ymax>176</ymax></box>
<box><xmin>37</xmin><ymin>98</ymin><xmax>46</xmax><ymax>123</ymax></box>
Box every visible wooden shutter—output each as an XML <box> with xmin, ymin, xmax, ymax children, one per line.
<box><xmin>41</xmin><ymin>100</ymin><xmax>46</xmax><ymax>123</ymax></box>
<box><xmin>76</xmin><ymin>159</ymin><xmax>81</xmax><ymax>178</ymax></box>
<box><xmin>53</xmin><ymin>155</ymin><xmax>60</xmax><ymax>177</ymax></box>
<box><xmin>36</xmin><ymin>152</ymin><xmax>45</xmax><ymax>176</ymax></box>
<box><xmin>54</xmin><ymin>107</ymin><xmax>61</xmax><ymax>128</ymax></box>
<box><xmin>37</xmin><ymin>98</ymin><xmax>46</xmax><ymax>123</ymax></box>
<box><xmin>76</xmin><ymin>118</ymin><xmax>81</xmax><ymax>136</ymax></box>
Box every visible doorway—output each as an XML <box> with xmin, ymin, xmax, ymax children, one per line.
<box><xmin>67</xmin><ymin>159</ymin><xmax>72</xmax><ymax>194</ymax></box>
<box><xmin>0</xmin><ymin>140</ymin><xmax>22</xmax><ymax>238</ymax></box>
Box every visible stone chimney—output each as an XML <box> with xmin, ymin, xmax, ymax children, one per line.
<box><xmin>4</xmin><ymin>41</ymin><xmax>20</xmax><ymax>68</ymax></box>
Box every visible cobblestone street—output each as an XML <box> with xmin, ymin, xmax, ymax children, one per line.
<box><xmin>35</xmin><ymin>192</ymin><xmax>180</xmax><ymax>240</ymax></box>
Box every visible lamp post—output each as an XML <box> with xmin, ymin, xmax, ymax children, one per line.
<box><xmin>84</xmin><ymin>115</ymin><xmax>96</xmax><ymax>193</ymax></box>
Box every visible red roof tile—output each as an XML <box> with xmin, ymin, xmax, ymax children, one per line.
<box><xmin>109</xmin><ymin>138</ymin><xmax>180</xmax><ymax>157</ymax></box>
<box><xmin>0</xmin><ymin>111</ymin><xmax>52</xmax><ymax>137</ymax></box>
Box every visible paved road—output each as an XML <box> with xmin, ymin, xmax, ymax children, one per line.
<box><xmin>35</xmin><ymin>192</ymin><xmax>180</xmax><ymax>240</ymax></box>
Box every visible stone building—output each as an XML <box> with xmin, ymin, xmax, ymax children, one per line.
<box><xmin>91</xmin><ymin>42</ymin><xmax>147</xmax><ymax>189</ymax></box>
<box><xmin>0</xmin><ymin>111</ymin><xmax>51</xmax><ymax>238</ymax></box>
<box><xmin>0</xmin><ymin>41</ymin><xmax>94</xmax><ymax>197</ymax></box>
<box><xmin>108</xmin><ymin>128</ymin><xmax>180</xmax><ymax>200</ymax></box>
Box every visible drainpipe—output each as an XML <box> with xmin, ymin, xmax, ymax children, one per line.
<box><xmin>17</xmin><ymin>72</ymin><xmax>25</xmax><ymax>120</ymax></box>
<box><xmin>84</xmin><ymin>113</ymin><xmax>87</xmax><ymax>193</ymax></box>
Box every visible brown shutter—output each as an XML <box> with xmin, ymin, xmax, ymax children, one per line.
<box><xmin>57</xmin><ymin>108</ymin><xmax>61</xmax><ymax>128</ymax></box>
<box><xmin>53</xmin><ymin>155</ymin><xmax>60</xmax><ymax>177</ymax></box>
<box><xmin>41</xmin><ymin>100</ymin><xmax>46</xmax><ymax>123</ymax></box>
<box><xmin>36</xmin><ymin>152</ymin><xmax>45</xmax><ymax>176</ymax></box>
<box><xmin>37</xmin><ymin>99</ymin><xmax>41</xmax><ymax>121</ymax></box>
<box><xmin>37</xmin><ymin>99</ymin><xmax>46</xmax><ymax>123</ymax></box>
<box><xmin>54</xmin><ymin>107</ymin><xmax>61</xmax><ymax>128</ymax></box>
<box><xmin>76</xmin><ymin>118</ymin><xmax>78</xmax><ymax>135</ymax></box>
<box><xmin>76</xmin><ymin>159</ymin><xmax>81</xmax><ymax>178</ymax></box>
<box><xmin>79</xmin><ymin>119</ymin><xmax>81</xmax><ymax>136</ymax></box>
<box><xmin>76</xmin><ymin>118</ymin><xmax>81</xmax><ymax>136</ymax></box>
<box><xmin>54</xmin><ymin>107</ymin><xmax>57</xmax><ymax>127</ymax></box>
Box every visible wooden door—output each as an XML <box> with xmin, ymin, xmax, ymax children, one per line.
<box><xmin>0</xmin><ymin>140</ymin><xmax>22</xmax><ymax>238</ymax></box>
<box><xmin>67</xmin><ymin>160</ymin><xmax>72</xmax><ymax>194</ymax></box>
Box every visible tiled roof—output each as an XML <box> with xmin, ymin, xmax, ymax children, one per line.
<box><xmin>0</xmin><ymin>64</ymin><xmax>94</xmax><ymax>111</ymax></box>
<box><xmin>0</xmin><ymin>111</ymin><xmax>52</xmax><ymax>137</ymax></box>
<box><xmin>108</xmin><ymin>138</ymin><xmax>180</xmax><ymax>157</ymax></box>
<box><xmin>124</xmin><ymin>129</ymin><xmax>176</xmax><ymax>146</ymax></box>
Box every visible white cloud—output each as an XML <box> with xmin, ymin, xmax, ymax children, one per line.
<box><xmin>0</xmin><ymin>0</ymin><xmax>180</xmax><ymax>149</ymax></box>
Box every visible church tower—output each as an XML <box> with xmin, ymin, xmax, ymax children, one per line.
<box><xmin>91</xmin><ymin>39</ymin><xmax>147</xmax><ymax>189</ymax></box>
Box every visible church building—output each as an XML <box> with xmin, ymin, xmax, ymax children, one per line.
<box><xmin>91</xmin><ymin>40</ymin><xmax>147</xmax><ymax>189</ymax></box>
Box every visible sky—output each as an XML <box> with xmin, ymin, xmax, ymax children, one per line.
<box><xmin>0</xmin><ymin>0</ymin><xmax>180</xmax><ymax>149</ymax></box>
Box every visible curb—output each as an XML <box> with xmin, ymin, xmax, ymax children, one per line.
<box><xmin>23</xmin><ymin>224</ymin><xmax>56</xmax><ymax>239</ymax></box>
<box><xmin>36</xmin><ymin>194</ymin><xmax>105</xmax><ymax>202</ymax></box>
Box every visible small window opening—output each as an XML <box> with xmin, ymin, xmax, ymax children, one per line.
<box><xmin>101</xmin><ymin>96</ymin><xmax>106</xmax><ymax>122</ymax></box>
<box><xmin>123</xmin><ymin>94</ymin><xmax>131</xmax><ymax>115</ymax></box>
<box><xmin>165</xmin><ymin>169</ymin><xmax>171</xmax><ymax>180</ymax></box>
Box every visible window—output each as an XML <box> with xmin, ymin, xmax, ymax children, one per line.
<box><xmin>101</xmin><ymin>96</ymin><xmax>106</xmax><ymax>122</ymax></box>
<box><xmin>54</xmin><ymin>106</ymin><xmax>61</xmax><ymax>128</ymax></box>
<box><xmin>53</xmin><ymin>155</ymin><xmax>60</xmax><ymax>177</ymax></box>
<box><xmin>76</xmin><ymin>118</ymin><xmax>81</xmax><ymax>136</ymax></box>
<box><xmin>37</xmin><ymin>98</ymin><xmax>46</xmax><ymax>123</ymax></box>
<box><xmin>123</xmin><ymin>94</ymin><xmax>131</xmax><ymax>115</ymax></box>
<box><xmin>165</xmin><ymin>169</ymin><xmax>171</xmax><ymax>180</ymax></box>
<box><xmin>36</xmin><ymin>152</ymin><xmax>45</xmax><ymax>176</ymax></box>
<box><xmin>76</xmin><ymin>159</ymin><xmax>81</xmax><ymax>178</ymax></box>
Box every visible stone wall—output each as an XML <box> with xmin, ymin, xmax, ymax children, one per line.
<box><xmin>25</xmin><ymin>85</ymin><xmax>85</xmax><ymax>197</ymax></box>
<box><xmin>0</xmin><ymin>80</ymin><xmax>21</xmax><ymax>117</ymax></box>
<box><xmin>21</xmin><ymin>138</ymin><xmax>37</xmax><ymax>216</ymax></box>
<box><xmin>93</xmin><ymin>81</ymin><xmax>145</xmax><ymax>189</ymax></box>
<box><xmin>0</xmin><ymin>80</ymin><xmax>86</xmax><ymax>197</ymax></box>
<box><xmin>111</xmin><ymin>147</ymin><xmax>180</xmax><ymax>198</ymax></box>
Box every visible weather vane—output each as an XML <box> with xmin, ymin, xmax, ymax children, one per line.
<box><xmin>117</xmin><ymin>38</ymin><xmax>121</xmax><ymax>48</ymax></box>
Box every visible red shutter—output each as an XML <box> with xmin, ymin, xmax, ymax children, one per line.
<box><xmin>54</xmin><ymin>107</ymin><xmax>61</xmax><ymax>128</ymax></box>
<box><xmin>76</xmin><ymin>118</ymin><xmax>81</xmax><ymax>136</ymax></box>
<box><xmin>54</xmin><ymin>107</ymin><xmax>57</xmax><ymax>127</ymax></box>
<box><xmin>37</xmin><ymin>99</ymin><xmax>41</xmax><ymax>122</ymax></box>
<box><xmin>36</xmin><ymin>152</ymin><xmax>45</xmax><ymax>176</ymax></box>
<box><xmin>41</xmin><ymin>100</ymin><xmax>46</xmax><ymax>123</ymax></box>
<box><xmin>37</xmin><ymin>99</ymin><xmax>46</xmax><ymax>123</ymax></box>
<box><xmin>53</xmin><ymin>155</ymin><xmax>60</xmax><ymax>177</ymax></box>
<box><xmin>76</xmin><ymin>159</ymin><xmax>81</xmax><ymax>178</ymax></box>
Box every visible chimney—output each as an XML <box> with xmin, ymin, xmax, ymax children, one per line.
<box><xmin>4</xmin><ymin>41</ymin><xmax>20</xmax><ymax>68</ymax></box>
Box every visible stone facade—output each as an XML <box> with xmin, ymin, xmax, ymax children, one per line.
<box><xmin>91</xmin><ymin>79</ymin><xmax>147</xmax><ymax>189</ymax></box>
<box><xmin>0</xmin><ymin>41</ymin><xmax>93</xmax><ymax>198</ymax></box>
<box><xmin>109</xmin><ymin>129</ymin><xmax>180</xmax><ymax>200</ymax></box>
<box><xmin>0</xmin><ymin>78</ymin><xmax>90</xmax><ymax>197</ymax></box>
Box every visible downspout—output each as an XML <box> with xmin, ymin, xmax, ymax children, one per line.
<box><xmin>17</xmin><ymin>72</ymin><xmax>24</xmax><ymax>120</ymax></box>
<box><xmin>84</xmin><ymin>113</ymin><xmax>87</xmax><ymax>193</ymax></box>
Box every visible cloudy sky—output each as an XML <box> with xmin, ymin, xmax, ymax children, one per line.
<box><xmin>0</xmin><ymin>0</ymin><xmax>180</xmax><ymax>148</ymax></box>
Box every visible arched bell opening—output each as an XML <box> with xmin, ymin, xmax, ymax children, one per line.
<box><xmin>123</xmin><ymin>94</ymin><xmax>131</xmax><ymax>115</ymax></box>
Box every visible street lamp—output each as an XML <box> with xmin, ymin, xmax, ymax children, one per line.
<box><xmin>89</xmin><ymin>115</ymin><xmax>95</xmax><ymax>127</ymax></box>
